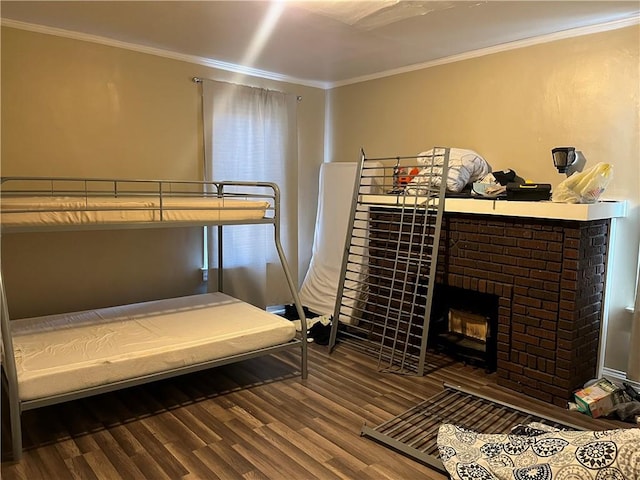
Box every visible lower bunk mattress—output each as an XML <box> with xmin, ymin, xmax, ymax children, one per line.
<box><xmin>9</xmin><ymin>292</ymin><xmax>296</xmax><ymax>401</ymax></box>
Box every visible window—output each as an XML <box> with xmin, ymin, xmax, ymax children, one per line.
<box><xmin>202</xmin><ymin>80</ymin><xmax>298</xmax><ymax>308</ymax></box>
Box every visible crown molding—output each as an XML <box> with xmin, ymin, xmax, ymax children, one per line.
<box><xmin>330</xmin><ymin>14</ymin><xmax>640</xmax><ymax>88</ymax></box>
<box><xmin>1</xmin><ymin>18</ymin><xmax>330</xmax><ymax>90</ymax></box>
<box><xmin>3</xmin><ymin>14</ymin><xmax>637</xmax><ymax>91</ymax></box>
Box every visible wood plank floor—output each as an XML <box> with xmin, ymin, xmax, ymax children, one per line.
<box><xmin>1</xmin><ymin>342</ymin><xmax>632</xmax><ymax>479</ymax></box>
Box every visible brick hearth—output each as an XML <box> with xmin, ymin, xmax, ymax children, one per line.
<box><xmin>436</xmin><ymin>213</ymin><xmax>610</xmax><ymax>407</ymax></box>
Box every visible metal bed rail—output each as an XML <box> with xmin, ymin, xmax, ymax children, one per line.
<box><xmin>0</xmin><ymin>177</ymin><xmax>278</xmax><ymax>226</ymax></box>
<box><xmin>361</xmin><ymin>382</ymin><xmax>585</xmax><ymax>474</ymax></box>
<box><xmin>328</xmin><ymin>148</ymin><xmax>449</xmax><ymax>376</ymax></box>
<box><xmin>0</xmin><ymin>175</ymin><xmax>308</xmax><ymax>461</ymax></box>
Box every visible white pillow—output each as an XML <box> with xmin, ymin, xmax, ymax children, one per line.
<box><xmin>408</xmin><ymin>148</ymin><xmax>492</xmax><ymax>193</ymax></box>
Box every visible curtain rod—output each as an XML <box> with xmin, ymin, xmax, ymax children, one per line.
<box><xmin>192</xmin><ymin>77</ymin><xmax>302</xmax><ymax>101</ymax></box>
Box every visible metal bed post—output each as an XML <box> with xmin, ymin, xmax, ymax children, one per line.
<box><xmin>268</xmin><ymin>182</ymin><xmax>308</xmax><ymax>379</ymax></box>
<box><xmin>216</xmin><ymin>182</ymin><xmax>224</xmax><ymax>291</ymax></box>
<box><xmin>416</xmin><ymin>149</ymin><xmax>449</xmax><ymax>375</ymax></box>
<box><xmin>0</xmin><ymin>268</ymin><xmax>23</xmax><ymax>460</ymax></box>
<box><xmin>212</xmin><ymin>180</ymin><xmax>308</xmax><ymax>378</ymax></box>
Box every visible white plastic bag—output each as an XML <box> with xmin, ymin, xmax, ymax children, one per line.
<box><xmin>552</xmin><ymin>162</ymin><xmax>613</xmax><ymax>204</ymax></box>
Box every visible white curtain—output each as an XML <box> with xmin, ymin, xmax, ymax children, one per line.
<box><xmin>202</xmin><ymin>80</ymin><xmax>298</xmax><ymax>308</ymax></box>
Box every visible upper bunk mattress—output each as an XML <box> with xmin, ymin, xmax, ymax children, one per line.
<box><xmin>0</xmin><ymin>196</ymin><xmax>269</xmax><ymax>227</ymax></box>
<box><xmin>10</xmin><ymin>292</ymin><xmax>296</xmax><ymax>401</ymax></box>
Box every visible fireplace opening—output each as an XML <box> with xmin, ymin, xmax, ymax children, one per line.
<box><xmin>429</xmin><ymin>284</ymin><xmax>498</xmax><ymax>372</ymax></box>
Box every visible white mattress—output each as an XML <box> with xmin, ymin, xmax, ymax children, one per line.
<box><xmin>299</xmin><ymin>162</ymin><xmax>384</xmax><ymax>323</ymax></box>
<box><xmin>299</xmin><ymin>163</ymin><xmax>360</xmax><ymax>317</ymax></box>
<box><xmin>10</xmin><ymin>292</ymin><xmax>296</xmax><ymax>401</ymax></box>
<box><xmin>0</xmin><ymin>196</ymin><xmax>269</xmax><ymax>227</ymax></box>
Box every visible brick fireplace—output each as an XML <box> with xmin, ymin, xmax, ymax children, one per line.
<box><xmin>366</xmin><ymin>199</ymin><xmax>625</xmax><ymax>407</ymax></box>
<box><xmin>436</xmin><ymin>212</ymin><xmax>610</xmax><ymax>408</ymax></box>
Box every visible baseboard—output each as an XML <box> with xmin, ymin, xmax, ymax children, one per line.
<box><xmin>601</xmin><ymin>367</ymin><xmax>640</xmax><ymax>389</ymax></box>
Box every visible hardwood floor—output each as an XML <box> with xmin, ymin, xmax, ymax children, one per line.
<box><xmin>1</xmin><ymin>342</ymin><xmax>632</xmax><ymax>479</ymax></box>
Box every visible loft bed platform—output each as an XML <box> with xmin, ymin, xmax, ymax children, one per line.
<box><xmin>0</xmin><ymin>176</ymin><xmax>308</xmax><ymax>461</ymax></box>
<box><xmin>0</xmin><ymin>176</ymin><xmax>276</xmax><ymax>232</ymax></box>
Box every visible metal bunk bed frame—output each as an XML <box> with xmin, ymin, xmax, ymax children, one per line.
<box><xmin>328</xmin><ymin>148</ymin><xmax>449</xmax><ymax>375</ymax></box>
<box><xmin>0</xmin><ymin>177</ymin><xmax>308</xmax><ymax>461</ymax></box>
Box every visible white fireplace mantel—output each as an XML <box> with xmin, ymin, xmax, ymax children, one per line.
<box><xmin>444</xmin><ymin>198</ymin><xmax>628</xmax><ymax>221</ymax></box>
<box><xmin>360</xmin><ymin>194</ymin><xmax>627</xmax><ymax>222</ymax></box>
<box><xmin>362</xmin><ymin>194</ymin><xmax>628</xmax><ymax>221</ymax></box>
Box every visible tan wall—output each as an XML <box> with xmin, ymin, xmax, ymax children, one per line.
<box><xmin>328</xmin><ymin>25</ymin><xmax>640</xmax><ymax>375</ymax></box>
<box><xmin>3</xmin><ymin>23</ymin><xmax>638</xmax><ymax>377</ymax></box>
<box><xmin>1</xmin><ymin>26</ymin><xmax>325</xmax><ymax>318</ymax></box>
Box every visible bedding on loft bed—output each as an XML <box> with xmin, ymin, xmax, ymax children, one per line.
<box><xmin>0</xmin><ymin>176</ymin><xmax>308</xmax><ymax>461</ymax></box>
<box><xmin>0</xmin><ymin>177</ymin><xmax>273</xmax><ymax>229</ymax></box>
<box><xmin>0</xmin><ymin>196</ymin><xmax>270</xmax><ymax>227</ymax></box>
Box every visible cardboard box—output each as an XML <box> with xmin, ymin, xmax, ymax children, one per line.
<box><xmin>574</xmin><ymin>378</ymin><xmax>626</xmax><ymax>418</ymax></box>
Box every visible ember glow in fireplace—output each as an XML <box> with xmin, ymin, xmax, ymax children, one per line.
<box><xmin>430</xmin><ymin>285</ymin><xmax>498</xmax><ymax>371</ymax></box>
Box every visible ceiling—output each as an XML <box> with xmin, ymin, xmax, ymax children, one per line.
<box><xmin>2</xmin><ymin>1</ymin><xmax>639</xmax><ymax>88</ymax></box>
